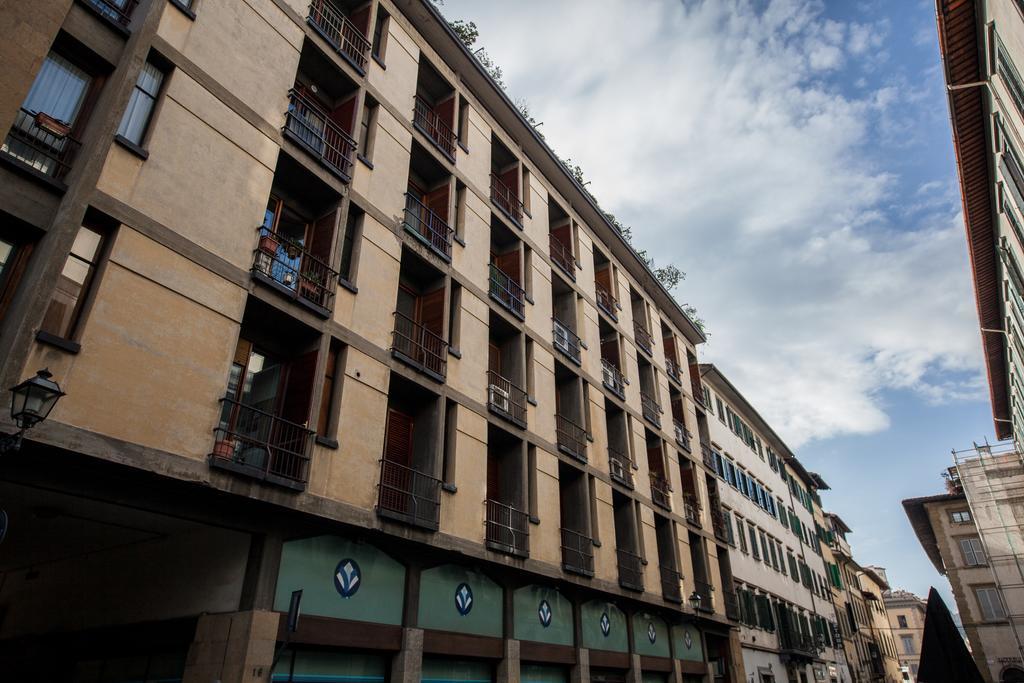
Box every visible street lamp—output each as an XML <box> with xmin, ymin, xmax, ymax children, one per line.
<box><xmin>689</xmin><ymin>590</ymin><xmax>702</xmax><ymax>613</ymax></box>
<box><xmin>0</xmin><ymin>369</ymin><xmax>65</xmax><ymax>453</ymax></box>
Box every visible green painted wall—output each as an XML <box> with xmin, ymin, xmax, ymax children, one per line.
<box><xmin>521</xmin><ymin>663</ymin><xmax>569</xmax><ymax>682</ymax></box>
<box><xmin>273</xmin><ymin>535</ymin><xmax>405</xmax><ymax>625</ymax></box>
<box><xmin>421</xmin><ymin>657</ymin><xmax>494</xmax><ymax>682</ymax></box>
<box><xmin>580</xmin><ymin>600</ymin><xmax>628</xmax><ymax>653</ymax></box>
<box><xmin>417</xmin><ymin>565</ymin><xmax>502</xmax><ymax>637</ymax></box>
<box><xmin>513</xmin><ymin>585</ymin><xmax>573</xmax><ymax>646</ymax></box>
<box><xmin>671</xmin><ymin>624</ymin><xmax>704</xmax><ymax>662</ymax></box>
<box><xmin>632</xmin><ymin>613</ymin><xmax>670</xmax><ymax>658</ymax></box>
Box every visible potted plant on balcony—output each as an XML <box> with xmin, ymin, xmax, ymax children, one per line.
<box><xmin>212</xmin><ymin>436</ymin><xmax>237</xmax><ymax>459</ymax></box>
<box><xmin>299</xmin><ymin>270</ymin><xmax>325</xmax><ymax>301</ymax></box>
<box><xmin>34</xmin><ymin>112</ymin><xmax>71</xmax><ymax>138</ymax></box>
<box><xmin>258</xmin><ymin>229</ymin><xmax>280</xmax><ymax>255</ymax></box>
<box><xmin>283</xmin><ymin>237</ymin><xmax>303</xmax><ymax>260</ymax></box>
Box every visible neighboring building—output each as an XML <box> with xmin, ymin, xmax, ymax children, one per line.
<box><xmin>882</xmin><ymin>589</ymin><xmax>927</xmax><ymax>682</ymax></box>
<box><xmin>905</xmin><ymin>444</ymin><xmax>1024</xmax><ymax>683</ymax></box>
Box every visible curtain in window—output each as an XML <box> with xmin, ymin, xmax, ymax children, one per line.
<box><xmin>117</xmin><ymin>61</ymin><xmax>164</xmax><ymax>144</ymax></box>
<box><xmin>22</xmin><ymin>53</ymin><xmax>90</xmax><ymax>124</ymax></box>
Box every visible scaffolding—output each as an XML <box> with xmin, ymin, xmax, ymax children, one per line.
<box><xmin>951</xmin><ymin>440</ymin><xmax>1024</xmax><ymax>667</ymax></box>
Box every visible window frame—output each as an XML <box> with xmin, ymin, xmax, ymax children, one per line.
<box><xmin>115</xmin><ymin>55</ymin><xmax>169</xmax><ymax>153</ymax></box>
<box><xmin>37</xmin><ymin>221</ymin><xmax>113</xmax><ymax>347</ymax></box>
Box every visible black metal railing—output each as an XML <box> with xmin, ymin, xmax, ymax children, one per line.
<box><xmin>634</xmin><ymin>322</ymin><xmax>654</xmax><ymax>355</ymax></box>
<box><xmin>665</xmin><ymin>357</ymin><xmax>682</xmax><ymax>384</ymax></box>
<box><xmin>691</xmin><ymin>374</ymin><xmax>707</xmax><ymax>409</ymax></box>
<box><xmin>377</xmin><ymin>458</ymin><xmax>442</xmax><ymax>530</ymax></box>
<box><xmin>601</xmin><ymin>359</ymin><xmax>626</xmax><ymax>399</ymax></box>
<box><xmin>210</xmin><ymin>397</ymin><xmax>314</xmax><ymax>487</ymax></box>
<box><xmin>485</xmin><ymin>499</ymin><xmax>529</xmax><ymax>557</ymax></box>
<box><xmin>490</xmin><ymin>172</ymin><xmax>524</xmax><ymax>226</ymax></box>
<box><xmin>683</xmin><ymin>493</ymin><xmax>701</xmax><ymax>526</ymax></box>
<box><xmin>2</xmin><ymin>108</ymin><xmax>82</xmax><ymax>181</ymax></box>
<box><xmin>779</xmin><ymin>628</ymin><xmax>817</xmax><ymax>657</ymax></box>
<box><xmin>701</xmin><ymin>443</ymin><xmax>715</xmax><ymax>469</ymax></box>
<box><xmin>549</xmin><ymin>233</ymin><xmax>575</xmax><ymax>280</ymax></box>
<box><xmin>617</xmin><ymin>548</ymin><xmax>644</xmax><ymax>591</ymax></box>
<box><xmin>660</xmin><ymin>565</ymin><xmax>683</xmax><ymax>603</ymax></box>
<box><xmin>722</xmin><ymin>588</ymin><xmax>741</xmax><ymax>621</ymax></box>
<box><xmin>640</xmin><ymin>390</ymin><xmax>661</xmax><ymax>426</ymax></box>
<box><xmin>561</xmin><ymin>527</ymin><xmax>594</xmax><ymax>576</ymax></box>
<box><xmin>307</xmin><ymin>0</ymin><xmax>371</xmax><ymax>71</ymax></box>
<box><xmin>552</xmin><ymin>318</ymin><xmax>581</xmax><ymax>364</ymax></box>
<box><xmin>284</xmin><ymin>89</ymin><xmax>357</xmax><ymax>181</ymax></box>
<box><xmin>413</xmin><ymin>95</ymin><xmax>456</xmax><ymax>160</ymax></box>
<box><xmin>392</xmin><ymin>312</ymin><xmax>448</xmax><ymax>379</ymax></box>
<box><xmin>650</xmin><ymin>474</ymin><xmax>671</xmax><ymax>510</ymax></box>
<box><xmin>608</xmin><ymin>446</ymin><xmax>633</xmax><ymax>489</ymax></box>
<box><xmin>86</xmin><ymin>0</ymin><xmax>139</xmax><ymax>27</ymax></box>
<box><xmin>595</xmin><ymin>281</ymin><xmax>617</xmax><ymax>320</ymax></box>
<box><xmin>489</xmin><ymin>263</ymin><xmax>525</xmax><ymax>319</ymax></box>
<box><xmin>252</xmin><ymin>225</ymin><xmax>338</xmax><ymax>312</ymax></box>
<box><xmin>694</xmin><ymin>579</ymin><xmax>714</xmax><ymax>613</ymax></box>
<box><xmin>674</xmin><ymin>420</ymin><xmax>691</xmax><ymax>451</ymax></box>
<box><xmin>487</xmin><ymin>370</ymin><xmax>527</xmax><ymax>427</ymax></box>
<box><xmin>403</xmin><ymin>192</ymin><xmax>453</xmax><ymax>261</ymax></box>
<box><xmin>556</xmin><ymin>414</ymin><xmax>587</xmax><ymax>462</ymax></box>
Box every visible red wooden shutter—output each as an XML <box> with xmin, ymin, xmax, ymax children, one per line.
<box><xmin>551</xmin><ymin>224</ymin><xmax>571</xmax><ymax>249</ymax></box>
<box><xmin>487</xmin><ymin>454</ymin><xmax>501</xmax><ymax>500</ymax></box>
<box><xmin>596</xmin><ymin>267</ymin><xmax>612</xmax><ymax>291</ymax></box>
<box><xmin>331</xmin><ymin>94</ymin><xmax>358</xmax><ymax>135</ymax></box>
<box><xmin>499</xmin><ymin>167</ymin><xmax>519</xmax><ymax>198</ymax></box>
<box><xmin>494</xmin><ymin>250</ymin><xmax>520</xmax><ymax>283</ymax></box>
<box><xmin>384</xmin><ymin>408</ymin><xmax>414</xmax><ymax>466</ymax></box>
<box><xmin>424</xmin><ymin>184</ymin><xmax>450</xmax><ymax>223</ymax></box>
<box><xmin>647</xmin><ymin>445</ymin><xmax>665</xmax><ymax>477</ymax></box>
<box><xmin>418</xmin><ymin>288</ymin><xmax>445</xmax><ymax>337</ymax></box>
<box><xmin>281</xmin><ymin>349</ymin><xmax>318</xmax><ymax>426</ymax></box>
<box><xmin>600</xmin><ymin>337</ymin><xmax>619</xmax><ymax>366</ymax></box>
<box><xmin>308</xmin><ymin>209</ymin><xmax>337</xmax><ymax>263</ymax></box>
<box><xmin>489</xmin><ymin>343</ymin><xmax>501</xmax><ymax>374</ymax></box>
<box><xmin>435</xmin><ymin>95</ymin><xmax>456</xmax><ymax>129</ymax></box>
<box><xmin>350</xmin><ymin>4</ymin><xmax>371</xmax><ymax>34</ymax></box>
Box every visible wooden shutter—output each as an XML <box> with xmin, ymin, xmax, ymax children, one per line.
<box><xmin>489</xmin><ymin>343</ymin><xmax>501</xmax><ymax>374</ymax></box>
<box><xmin>499</xmin><ymin>166</ymin><xmax>518</xmax><ymax>197</ymax></box>
<box><xmin>384</xmin><ymin>408</ymin><xmax>414</xmax><ymax>466</ymax></box>
<box><xmin>331</xmin><ymin>94</ymin><xmax>358</xmax><ymax>135</ymax></box>
<box><xmin>595</xmin><ymin>267</ymin><xmax>611</xmax><ymax>291</ymax></box>
<box><xmin>487</xmin><ymin>453</ymin><xmax>501</xmax><ymax>500</ymax></box>
<box><xmin>551</xmin><ymin>223</ymin><xmax>571</xmax><ymax>249</ymax></box>
<box><xmin>435</xmin><ymin>95</ymin><xmax>455</xmax><ymax>129</ymax></box>
<box><xmin>281</xmin><ymin>349</ymin><xmax>318</xmax><ymax>426</ymax></box>
<box><xmin>308</xmin><ymin>209</ymin><xmax>337</xmax><ymax>263</ymax></box>
<box><xmin>424</xmin><ymin>184</ymin><xmax>450</xmax><ymax>223</ymax></box>
<box><xmin>647</xmin><ymin>444</ymin><xmax>664</xmax><ymax>477</ymax></box>
<box><xmin>600</xmin><ymin>337</ymin><xmax>619</xmax><ymax>366</ymax></box>
<box><xmin>350</xmin><ymin>4</ymin><xmax>371</xmax><ymax>33</ymax></box>
<box><xmin>494</xmin><ymin>250</ymin><xmax>520</xmax><ymax>283</ymax></box>
<box><xmin>417</xmin><ymin>287</ymin><xmax>445</xmax><ymax>337</ymax></box>
<box><xmin>316</xmin><ymin>345</ymin><xmax>338</xmax><ymax>437</ymax></box>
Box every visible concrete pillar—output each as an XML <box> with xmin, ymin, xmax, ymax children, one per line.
<box><xmin>571</xmin><ymin>648</ymin><xmax>590</xmax><ymax>683</ymax></box>
<box><xmin>671</xmin><ymin>658</ymin><xmax>683</xmax><ymax>683</ymax></box>
<box><xmin>497</xmin><ymin>639</ymin><xmax>520</xmax><ymax>683</ymax></box>
<box><xmin>391</xmin><ymin>627</ymin><xmax>424</xmax><ymax>683</ymax></box>
<box><xmin>627</xmin><ymin>653</ymin><xmax>643</xmax><ymax>683</ymax></box>
<box><xmin>182</xmin><ymin>610</ymin><xmax>280</xmax><ymax>683</ymax></box>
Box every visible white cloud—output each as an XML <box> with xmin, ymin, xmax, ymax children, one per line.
<box><xmin>439</xmin><ymin>0</ymin><xmax>982</xmax><ymax>447</ymax></box>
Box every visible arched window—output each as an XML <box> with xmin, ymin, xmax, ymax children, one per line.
<box><xmin>1001</xmin><ymin>666</ymin><xmax>1024</xmax><ymax>682</ymax></box>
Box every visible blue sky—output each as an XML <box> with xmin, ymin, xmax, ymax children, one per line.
<box><xmin>436</xmin><ymin>0</ymin><xmax>994</xmax><ymax>611</ymax></box>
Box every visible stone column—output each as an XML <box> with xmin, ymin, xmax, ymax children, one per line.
<box><xmin>497</xmin><ymin>638</ymin><xmax>520</xmax><ymax>683</ymax></box>
<box><xmin>182</xmin><ymin>610</ymin><xmax>279</xmax><ymax>683</ymax></box>
<box><xmin>571</xmin><ymin>648</ymin><xmax>590</xmax><ymax>683</ymax></box>
<box><xmin>627</xmin><ymin>653</ymin><xmax>643</xmax><ymax>683</ymax></box>
<box><xmin>391</xmin><ymin>627</ymin><xmax>424</xmax><ymax>683</ymax></box>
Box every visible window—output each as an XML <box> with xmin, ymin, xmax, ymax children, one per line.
<box><xmin>737</xmin><ymin>515</ymin><xmax>748</xmax><ymax>553</ymax></box>
<box><xmin>897</xmin><ymin>615</ymin><xmax>908</xmax><ymax>629</ymax></box>
<box><xmin>768</xmin><ymin>536</ymin><xmax>779</xmax><ymax>569</ymax></box>
<box><xmin>749</xmin><ymin>523</ymin><xmax>760</xmax><ymax>560</ymax></box>
<box><xmin>951</xmin><ymin>510</ymin><xmax>972</xmax><ymax>524</ymax></box>
<box><xmin>39</xmin><ymin>225</ymin><xmax>106</xmax><ymax>340</ymax></box>
<box><xmin>716</xmin><ymin>397</ymin><xmax>726</xmax><ymax>423</ymax></box>
<box><xmin>447</xmin><ymin>283</ymin><xmax>462</xmax><ymax>350</ymax></box>
<box><xmin>0</xmin><ymin>230</ymin><xmax>31</xmax><ymax>324</ymax></box>
<box><xmin>960</xmin><ymin>537</ymin><xmax>986</xmax><ymax>566</ymax></box>
<box><xmin>776</xmin><ymin>541</ymin><xmax>786</xmax><ymax>575</ymax></box>
<box><xmin>371</xmin><ymin>9</ymin><xmax>389</xmax><ymax>61</ymax></box>
<box><xmin>316</xmin><ymin>341</ymin><xmax>340</xmax><ymax>438</ymax></box>
<box><xmin>759</xmin><ymin>530</ymin><xmax>771</xmax><ymax>565</ymax></box>
<box><xmin>457</xmin><ymin>96</ymin><xmax>469</xmax><ymax>147</ymax></box>
<box><xmin>976</xmin><ymin>587</ymin><xmax>1007</xmax><ymax>621</ymax></box>
<box><xmin>357</xmin><ymin>96</ymin><xmax>378</xmax><ymax>162</ymax></box>
<box><xmin>442</xmin><ymin>399</ymin><xmax>457</xmax><ymax>484</ymax></box>
<box><xmin>117</xmin><ymin>59</ymin><xmax>165</xmax><ymax>146</ymax></box>
<box><xmin>339</xmin><ymin>205</ymin><xmax>362</xmax><ymax>284</ymax></box>
<box><xmin>900</xmin><ymin>634</ymin><xmax>913</xmax><ymax>655</ymax></box>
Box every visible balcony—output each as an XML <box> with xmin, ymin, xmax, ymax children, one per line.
<box><xmin>413</xmin><ymin>95</ymin><xmax>456</xmax><ymax>161</ymax></box>
<box><xmin>485</xmin><ymin>498</ymin><xmax>529</xmax><ymax>557</ymax></box>
<box><xmin>86</xmin><ymin>0</ymin><xmax>139</xmax><ymax>27</ymax></box>
<box><xmin>391</xmin><ymin>312</ymin><xmax>448</xmax><ymax>381</ymax></box>
<box><xmin>601</xmin><ymin>359</ymin><xmax>626</xmax><ymax>400</ymax></box>
<box><xmin>490</xmin><ymin>172</ymin><xmax>524</xmax><ymax>226</ymax></box>
<box><xmin>682</xmin><ymin>494</ymin><xmax>701</xmax><ymax>527</ymax></box>
<box><xmin>634</xmin><ymin>322</ymin><xmax>654</xmax><ymax>356</ymax></box>
<box><xmin>556</xmin><ymin>414</ymin><xmax>587</xmax><ymax>462</ymax></box>
<box><xmin>2</xmin><ymin>108</ymin><xmax>82</xmax><ymax>183</ymax></box>
<box><xmin>489</xmin><ymin>263</ymin><xmax>526</xmax><ymax>320</ymax></box>
<box><xmin>549</xmin><ymin>234</ymin><xmax>576</xmax><ymax>281</ymax></box>
<box><xmin>617</xmin><ymin>548</ymin><xmax>644</xmax><ymax>591</ymax></box>
<box><xmin>561</xmin><ymin>527</ymin><xmax>594</xmax><ymax>577</ymax></box>
<box><xmin>487</xmin><ymin>370</ymin><xmax>527</xmax><ymax>428</ymax></box>
<box><xmin>640</xmin><ymin>391</ymin><xmax>661</xmax><ymax>427</ymax></box>
<box><xmin>307</xmin><ymin>0</ymin><xmax>371</xmax><ymax>73</ymax></box>
<box><xmin>377</xmin><ymin>458</ymin><xmax>442</xmax><ymax>530</ymax></box>
<box><xmin>701</xmin><ymin>443</ymin><xmax>715</xmax><ymax>469</ymax></box>
<box><xmin>709</xmin><ymin>505</ymin><xmax>728</xmax><ymax>543</ymax></box>
<box><xmin>403</xmin><ymin>192</ymin><xmax>453</xmax><ymax>261</ymax></box>
<box><xmin>722</xmin><ymin>588</ymin><xmax>741</xmax><ymax>621</ymax></box>
<box><xmin>595</xmin><ymin>281</ymin><xmax>618</xmax><ymax>321</ymax></box>
<box><xmin>665</xmin><ymin>358</ymin><xmax>682</xmax><ymax>385</ymax></box>
<box><xmin>608</xmin><ymin>446</ymin><xmax>633</xmax><ymax>489</ymax></box>
<box><xmin>284</xmin><ymin>89</ymin><xmax>356</xmax><ymax>182</ymax></box>
<box><xmin>660</xmin><ymin>565</ymin><xmax>683</xmax><ymax>604</ymax></box>
<box><xmin>691</xmin><ymin>375</ymin><xmax>707</xmax><ymax>409</ymax></box>
<box><xmin>693</xmin><ymin>579</ymin><xmax>714</xmax><ymax>613</ymax></box>
<box><xmin>674</xmin><ymin>420</ymin><xmax>691</xmax><ymax>451</ymax></box>
<box><xmin>209</xmin><ymin>397</ymin><xmax>314</xmax><ymax>490</ymax></box>
<box><xmin>252</xmin><ymin>225</ymin><xmax>338</xmax><ymax>316</ymax></box>
<box><xmin>552</xmin><ymin>318</ymin><xmax>581</xmax><ymax>365</ymax></box>
<box><xmin>779</xmin><ymin>630</ymin><xmax>818</xmax><ymax>658</ymax></box>
<box><xmin>650</xmin><ymin>474</ymin><xmax>672</xmax><ymax>510</ymax></box>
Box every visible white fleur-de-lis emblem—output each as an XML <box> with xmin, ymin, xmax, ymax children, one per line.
<box><xmin>600</xmin><ymin>611</ymin><xmax>611</xmax><ymax>637</ymax></box>
<box><xmin>684</xmin><ymin>630</ymin><xmax>693</xmax><ymax>650</ymax></box>
<box><xmin>647</xmin><ymin>621</ymin><xmax>657</xmax><ymax>644</ymax></box>
<box><xmin>538</xmin><ymin>600</ymin><xmax>552</xmax><ymax>627</ymax></box>
<box><xmin>455</xmin><ymin>582</ymin><xmax>474</xmax><ymax>615</ymax></box>
<box><xmin>333</xmin><ymin>559</ymin><xmax>361</xmax><ymax>598</ymax></box>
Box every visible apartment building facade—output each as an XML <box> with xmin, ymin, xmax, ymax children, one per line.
<box><xmin>883</xmin><ymin>589</ymin><xmax>927</xmax><ymax>681</ymax></box>
<box><xmin>0</xmin><ymin>0</ymin><xmax>757</xmax><ymax>682</ymax></box>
